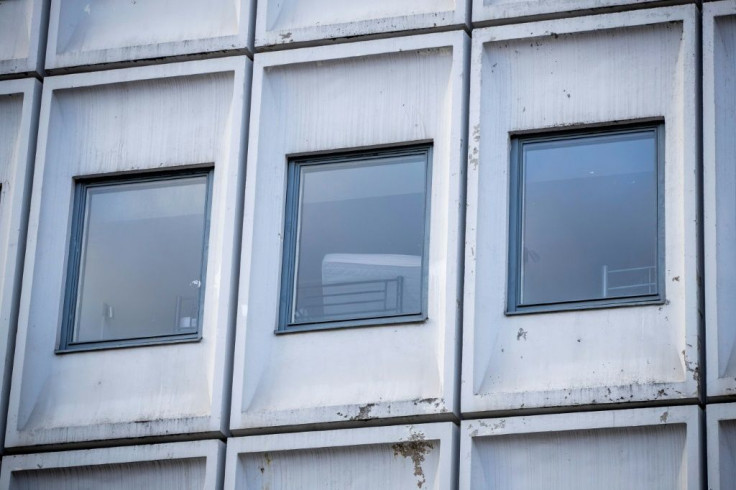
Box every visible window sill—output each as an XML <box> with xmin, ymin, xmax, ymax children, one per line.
<box><xmin>54</xmin><ymin>334</ymin><xmax>203</xmax><ymax>354</ymax></box>
<box><xmin>505</xmin><ymin>295</ymin><xmax>666</xmax><ymax>316</ymax></box>
<box><xmin>275</xmin><ymin>314</ymin><xmax>428</xmax><ymax>334</ymax></box>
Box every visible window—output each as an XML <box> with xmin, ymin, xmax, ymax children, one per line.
<box><xmin>59</xmin><ymin>170</ymin><xmax>212</xmax><ymax>351</ymax></box>
<box><xmin>279</xmin><ymin>145</ymin><xmax>432</xmax><ymax>332</ymax></box>
<box><xmin>507</xmin><ymin>125</ymin><xmax>663</xmax><ymax>313</ymax></box>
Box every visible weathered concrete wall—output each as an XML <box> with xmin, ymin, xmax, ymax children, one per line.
<box><xmin>225</xmin><ymin>423</ymin><xmax>456</xmax><ymax>490</ymax></box>
<box><xmin>45</xmin><ymin>0</ymin><xmax>255</xmax><ymax>71</ymax></box>
<box><xmin>254</xmin><ymin>0</ymin><xmax>470</xmax><ymax>50</ymax></box>
<box><xmin>0</xmin><ymin>0</ymin><xmax>48</xmax><ymax>77</ymax></box>
<box><xmin>0</xmin><ymin>79</ymin><xmax>41</xmax><ymax>451</ymax></box>
<box><xmin>472</xmin><ymin>0</ymin><xmax>695</xmax><ymax>25</ymax></box>
<box><xmin>461</xmin><ymin>406</ymin><xmax>701</xmax><ymax>489</ymax></box>
<box><xmin>463</xmin><ymin>5</ymin><xmax>701</xmax><ymax>415</ymax></box>
<box><xmin>1</xmin><ymin>0</ymin><xmax>731</xmax><ymax>488</ymax></box>
<box><xmin>704</xmin><ymin>0</ymin><xmax>736</xmax><ymax>400</ymax></box>
<box><xmin>0</xmin><ymin>440</ymin><xmax>224</xmax><ymax>489</ymax></box>
<box><xmin>707</xmin><ymin>403</ymin><xmax>736</xmax><ymax>490</ymax></box>
<box><xmin>231</xmin><ymin>31</ymin><xmax>467</xmax><ymax>432</ymax></box>
<box><xmin>5</xmin><ymin>57</ymin><xmax>250</xmax><ymax>448</ymax></box>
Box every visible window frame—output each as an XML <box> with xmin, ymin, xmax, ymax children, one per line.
<box><xmin>506</xmin><ymin>123</ymin><xmax>666</xmax><ymax>315</ymax></box>
<box><xmin>277</xmin><ymin>144</ymin><xmax>433</xmax><ymax>333</ymax></box>
<box><xmin>57</xmin><ymin>168</ymin><xmax>214</xmax><ymax>353</ymax></box>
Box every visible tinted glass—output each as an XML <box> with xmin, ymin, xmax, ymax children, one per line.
<box><xmin>519</xmin><ymin>130</ymin><xmax>658</xmax><ymax>306</ymax></box>
<box><xmin>290</xmin><ymin>151</ymin><xmax>428</xmax><ymax>326</ymax></box>
<box><xmin>72</xmin><ymin>175</ymin><xmax>208</xmax><ymax>344</ymax></box>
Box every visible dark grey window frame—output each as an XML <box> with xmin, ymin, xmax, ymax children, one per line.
<box><xmin>507</xmin><ymin>123</ymin><xmax>665</xmax><ymax>315</ymax></box>
<box><xmin>57</xmin><ymin>168</ymin><xmax>214</xmax><ymax>353</ymax></box>
<box><xmin>278</xmin><ymin>145</ymin><xmax>433</xmax><ymax>334</ymax></box>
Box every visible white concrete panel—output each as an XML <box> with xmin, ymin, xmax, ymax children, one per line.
<box><xmin>6</xmin><ymin>57</ymin><xmax>251</xmax><ymax>448</ymax></box>
<box><xmin>224</xmin><ymin>423</ymin><xmax>457</xmax><ymax>490</ymax></box>
<box><xmin>0</xmin><ymin>0</ymin><xmax>48</xmax><ymax>76</ymax></box>
<box><xmin>472</xmin><ymin>0</ymin><xmax>693</xmax><ymax>25</ymax></box>
<box><xmin>232</xmin><ymin>32</ymin><xmax>468</xmax><ymax>431</ymax></box>
<box><xmin>704</xmin><ymin>1</ymin><xmax>736</xmax><ymax>399</ymax></box>
<box><xmin>0</xmin><ymin>440</ymin><xmax>224</xmax><ymax>489</ymax></box>
<box><xmin>460</xmin><ymin>406</ymin><xmax>701</xmax><ymax>490</ymax></box>
<box><xmin>707</xmin><ymin>403</ymin><xmax>736</xmax><ymax>490</ymax></box>
<box><xmin>0</xmin><ymin>79</ymin><xmax>41</xmax><ymax>451</ymax></box>
<box><xmin>45</xmin><ymin>0</ymin><xmax>255</xmax><ymax>71</ymax></box>
<box><xmin>463</xmin><ymin>6</ymin><xmax>701</xmax><ymax>414</ymax></box>
<box><xmin>254</xmin><ymin>0</ymin><xmax>469</xmax><ymax>49</ymax></box>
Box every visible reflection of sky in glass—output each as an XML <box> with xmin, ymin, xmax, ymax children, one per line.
<box><xmin>86</xmin><ymin>178</ymin><xmax>206</xmax><ymax>222</ymax></box>
<box><xmin>292</xmin><ymin>153</ymin><xmax>428</xmax><ymax>325</ymax></box>
<box><xmin>520</xmin><ymin>130</ymin><xmax>658</xmax><ymax>305</ymax></box>
<box><xmin>73</xmin><ymin>176</ymin><xmax>208</xmax><ymax>343</ymax></box>
<box><xmin>301</xmin><ymin>154</ymin><xmax>427</xmax><ymax>203</ymax></box>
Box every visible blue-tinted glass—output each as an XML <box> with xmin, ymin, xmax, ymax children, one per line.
<box><xmin>72</xmin><ymin>176</ymin><xmax>208</xmax><ymax>344</ymax></box>
<box><xmin>520</xmin><ymin>130</ymin><xmax>658</xmax><ymax>306</ymax></box>
<box><xmin>290</xmin><ymin>152</ymin><xmax>428</xmax><ymax>326</ymax></box>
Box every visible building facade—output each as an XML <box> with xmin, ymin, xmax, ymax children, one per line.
<box><xmin>0</xmin><ymin>0</ymin><xmax>733</xmax><ymax>488</ymax></box>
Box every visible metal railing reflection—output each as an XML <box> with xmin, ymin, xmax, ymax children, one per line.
<box><xmin>602</xmin><ymin>265</ymin><xmax>657</xmax><ymax>298</ymax></box>
<box><xmin>294</xmin><ymin>276</ymin><xmax>404</xmax><ymax>321</ymax></box>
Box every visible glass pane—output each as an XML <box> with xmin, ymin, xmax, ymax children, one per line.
<box><xmin>520</xmin><ymin>130</ymin><xmax>658</xmax><ymax>306</ymax></box>
<box><xmin>291</xmin><ymin>152</ymin><xmax>428</xmax><ymax>325</ymax></box>
<box><xmin>72</xmin><ymin>175</ymin><xmax>208</xmax><ymax>343</ymax></box>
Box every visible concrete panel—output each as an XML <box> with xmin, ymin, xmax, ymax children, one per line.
<box><xmin>707</xmin><ymin>403</ymin><xmax>736</xmax><ymax>490</ymax></box>
<box><xmin>0</xmin><ymin>0</ymin><xmax>48</xmax><ymax>77</ymax></box>
<box><xmin>463</xmin><ymin>6</ymin><xmax>701</xmax><ymax>414</ymax></box>
<box><xmin>6</xmin><ymin>57</ymin><xmax>251</xmax><ymax>448</ymax></box>
<box><xmin>45</xmin><ymin>0</ymin><xmax>255</xmax><ymax>71</ymax></box>
<box><xmin>231</xmin><ymin>32</ymin><xmax>468</xmax><ymax>432</ymax></box>
<box><xmin>704</xmin><ymin>1</ymin><xmax>736</xmax><ymax>400</ymax></box>
<box><xmin>472</xmin><ymin>0</ymin><xmax>694</xmax><ymax>25</ymax></box>
<box><xmin>254</xmin><ymin>0</ymin><xmax>470</xmax><ymax>49</ymax></box>
<box><xmin>0</xmin><ymin>79</ymin><xmax>41</xmax><ymax>451</ymax></box>
<box><xmin>224</xmin><ymin>423</ymin><xmax>457</xmax><ymax>490</ymax></box>
<box><xmin>0</xmin><ymin>440</ymin><xmax>224</xmax><ymax>489</ymax></box>
<box><xmin>460</xmin><ymin>406</ymin><xmax>701</xmax><ymax>490</ymax></box>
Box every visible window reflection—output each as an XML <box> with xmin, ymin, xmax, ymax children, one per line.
<box><xmin>517</xmin><ymin>129</ymin><xmax>659</xmax><ymax>307</ymax></box>
<box><xmin>284</xmin><ymin>148</ymin><xmax>430</xmax><ymax>329</ymax></box>
<box><xmin>67</xmin><ymin>173</ymin><xmax>209</xmax><ymax>347</ymax></box>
